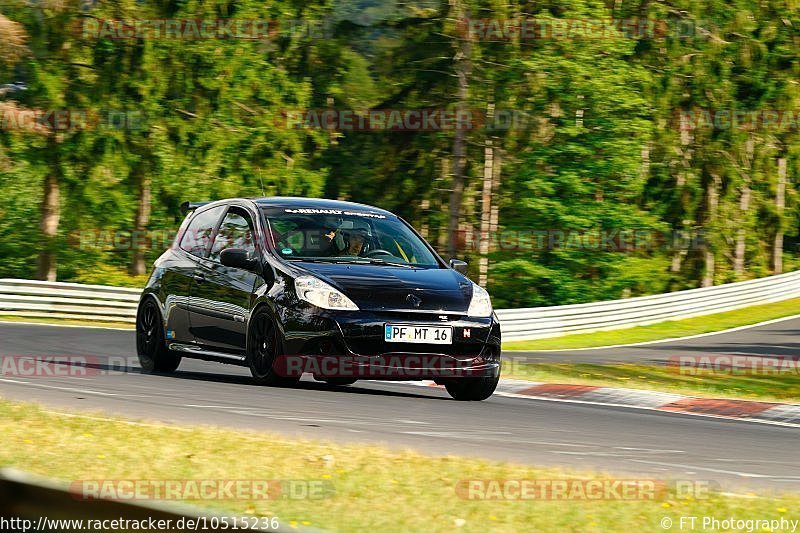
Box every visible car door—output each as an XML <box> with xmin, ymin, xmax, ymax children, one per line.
<box><xmin>164</xmin><ymin>204</ymin><xmax>227</xmax><ymax>344</ymax></box>
<box><xmin>189</xmin><ymin>205</ymin><xmax>260</xmax><ymax>352</ymax></box>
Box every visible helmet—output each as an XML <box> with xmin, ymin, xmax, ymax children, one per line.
<box><xmin>342</xmin><ymin>227</ymin><xmax>370</xmax><ymax>255</ymax></box>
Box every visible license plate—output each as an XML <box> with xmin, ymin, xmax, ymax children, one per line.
<box><xmin>384</xmin><ymin>324</ymin><xmax>453</xmax><ymax>344</ymax></box>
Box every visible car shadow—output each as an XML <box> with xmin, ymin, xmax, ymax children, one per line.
<box><xmin>167</xmin><ymin>370</ymin><xmax>447</xmax><ymax>400</ymax></box>
<box><xmin>39</xmin><ymin>357</ymin><xmax>454</xmax><ymax>401</ymax></box>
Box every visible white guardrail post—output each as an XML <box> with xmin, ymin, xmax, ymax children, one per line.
<box><xmin>1</xmin><ymin>272</ymin><xmax>799</xmax><ymax>338</ymax></box>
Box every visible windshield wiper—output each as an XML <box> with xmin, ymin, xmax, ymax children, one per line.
<box><xmin>357</xmin><ymin>257</ymin><xmax>417</xmax><ymax>268</ymax></box>
<box><xmin>286</xmin><ymin>257</ymin><xmax>419</xmax><ymax>268</ymax></box>
<box><xmin>285</xmin><ymin>258</ymin><xmax>354</xmax><ymax>264</ymax></box>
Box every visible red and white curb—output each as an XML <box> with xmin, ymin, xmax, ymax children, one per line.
<box><xmin>395</xmin><ymin>379</ymin><xmax>800</xmax><ymax>428</ymax></box>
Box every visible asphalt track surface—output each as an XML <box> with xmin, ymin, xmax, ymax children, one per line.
<box><xmin>1</xmin><ymin>321</ymin><xmax>799</xmax><ymax>492</ymax></box>
<box><xmin>509</xmin><ymin>315</ymin><xmax>800</xmax><ymax>364</ymax></box>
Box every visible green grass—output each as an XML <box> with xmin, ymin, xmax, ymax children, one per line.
<box><xmin>0</xmin><ymin>315</ymin><xmax>133</xmax><ymax>329</ymax></box>
<box><xmin>503</xmin><ymin>362</ymin><xmax>800</xmax><ymax>403</ymax></box>
<box><xmin>1</xmin><ymin>398</ymin><xmax>799</xmax><ymax>532</ymax></box>
<box><xmin>503</xmin><ymin>298</ymin><xmax>800</xmax><ymax>351</ymax></box>
<box><xmin>70</xmin><ymin>265</ymin><xmax>149</xmax><ymax>289</ymax></box>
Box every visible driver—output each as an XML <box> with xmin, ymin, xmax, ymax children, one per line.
<box><xmin>321</xmin><ymin>226</ymin><xmax>368</xmax><ymax>257</ymax></box>
<box><xmin>343</xmin><ymin>229</ymin><xmax>367</xmax><ymax>256</ymax></box>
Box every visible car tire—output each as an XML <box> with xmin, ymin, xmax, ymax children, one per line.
<box><xmin>444</xmin><ymin>375</ymin><xmax>499</xmax><ymax>401</ymax></box>
<box><xmin>324</xmin><ymin>378</ymin><xmax>357</xmax><ymax>386</ymax></box>
<box><xmin>247</xmin><ymin>309</ymin><xmax>299</xmax><ymax>387</ymax></box>
<box><xmin>136</xmin><ymin>299</ymin><xmax>182</xmax><ymax>373</ymax></box>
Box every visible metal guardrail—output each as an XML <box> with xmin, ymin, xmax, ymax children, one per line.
<box><xmin>2</xmin><ymin>271</ymin><xmax>799</xmax><ymax>340</ymax></box>
<box><xmin>497</xmin><ymin>269</ymin><xmax>800</xmax><ymax>340</ymax></box>
<box><xmin>0</xmin><ymin>279</ymin><xmax>140</xmax><ymax>323</ymax></box>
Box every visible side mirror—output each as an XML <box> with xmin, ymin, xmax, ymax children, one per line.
<box><xmin>220</xmin><ymin>248</ymin><xmax>259</xmax><ymax>272</ymax></box>
<box><xmin>449</xmin><ymin>258</ymin><xmax>468</xmax><ymax>274</ymax></box>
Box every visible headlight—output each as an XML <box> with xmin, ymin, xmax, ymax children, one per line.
<box><xmin>295</xmin><ymin>275</ymin><xmax>359</xmax><ymax>311</ymax></box>
<box><xmin>467</xmin><ymin>283</ymin><xmax>493</xmax><ymax>317</ymax></box>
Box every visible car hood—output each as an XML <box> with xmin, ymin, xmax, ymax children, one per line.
<box><xmin>293</xmin><ymin>262</ymin><xmax>473</xmax><ymax>313</ymax></box>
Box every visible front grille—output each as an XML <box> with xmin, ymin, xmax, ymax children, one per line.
<box><xmin>338</xmin><ymin>322</ymin><xmax>487</xmax><ymax>358</ymax></box>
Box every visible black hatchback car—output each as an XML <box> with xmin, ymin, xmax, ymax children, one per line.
<box><xmin>136</xmin><ymin>197</ymin><xmax>501</xmax><ymax>400</ymax></box>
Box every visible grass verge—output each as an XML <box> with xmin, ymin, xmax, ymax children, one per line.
<box><xmin>1</xmin><ymin>398</ymin><xmax>799</xmax><ymax>532</ymax></box>
<box><xmin>0</xmin><ymin>315</ymin><xmax>134</xmax><ymax>329</ymax></box>
<box><xmin>503</xmin><ymin>362</ymin><xmax>800</xmax><ymax>403</ymax></box>
<box><xmin>503</xmin><ymin>298</ymin><xmax>800</xmax><ymax>351</ymax></box>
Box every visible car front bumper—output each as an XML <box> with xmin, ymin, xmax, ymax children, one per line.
<box><xmin>277</xmin><ymin>309</ymin><xmax>501</xmax><ymax>380</ymax></box>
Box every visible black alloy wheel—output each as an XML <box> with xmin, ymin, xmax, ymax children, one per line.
<box><xmin>136</xmin><ymin>299</ymin><xmax>181</xmax><ymax>373</ymax></box>
<box><xmin>248</xmin><ymin>309</ymin><xmax>299</xmax><ymax>386</ymax></box>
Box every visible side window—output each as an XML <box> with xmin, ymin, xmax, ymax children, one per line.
<box><xmin>269</xmin><ymin>220</ymin><xmax>303</xmax><ymax>256</ymax></box>
<box><xmin>179</xmin><ymin>206</ymin><xmax>226</xmax><ymax>258</ymax></box>
<box><xmin>286</xmin><ymin>231</ymin><xmax>304</xmax><ymax>250</ymax></box>
<box><xmin>209</xmin><ymin>209</ymin><xmax>256</xmax><ymax>263</ymax></box>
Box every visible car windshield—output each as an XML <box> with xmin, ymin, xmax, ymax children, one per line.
<box><xmin>261</xmin><ymin>207</ymin><xmax>440</xmax><ymax>268</ymax></box>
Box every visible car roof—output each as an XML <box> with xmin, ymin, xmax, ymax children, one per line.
<box><xmin>184</xmin><ymin>197</ymin><xmax>397</xmax><ymax>218</ymax></box>
<box><xmin>248</xmin><ymin>196</ymin><xmax>395</xmax><ymax>217</ymax></box>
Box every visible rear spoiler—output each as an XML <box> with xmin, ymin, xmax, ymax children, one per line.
<box><xmin>180</xmin><ymin>201</ymin><xmax>212</xmax><ymax>215</ymax></box>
